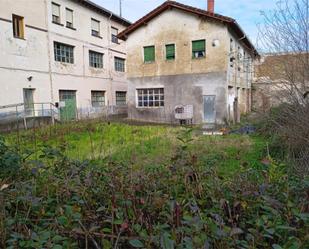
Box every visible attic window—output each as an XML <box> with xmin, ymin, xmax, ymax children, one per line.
<box><xmin>192</xmin><ymin>40</ymin><xmax>205</xmax><ymax>59</ymax></box>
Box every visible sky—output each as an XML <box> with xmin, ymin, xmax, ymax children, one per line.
<box><xmin>92</xmin><ymin>0</ymin><xmax>279</xmax><ymax>45</ymax></box>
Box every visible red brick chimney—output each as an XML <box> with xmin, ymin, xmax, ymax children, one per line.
<box><xmin>208</xmin><ymin>0</ymin><xmax>215</xmax><ymax>13</ymax></box>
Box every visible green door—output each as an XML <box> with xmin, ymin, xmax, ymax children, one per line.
<box><xmin>59</xmin><ymin>90</ymin><xmax>77</xmax><ymax>121</ymax></box>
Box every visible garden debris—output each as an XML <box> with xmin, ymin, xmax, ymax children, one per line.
<box><xmin>0</xmin><ymin>184</ymin><xmax>9</xmax><ymax>191</ymax></box>
<box><xmin>230</xmin><ymin>125</ymin><xmax>256</xmax><ymax>134</ymax></box>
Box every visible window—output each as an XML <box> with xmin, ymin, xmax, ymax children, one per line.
<box><xmin>166</xmin><ymin>44</ymin><xmax>175</xmax><ymax>60</ymax></box>
<box><xmin>91</xmin><ymin>91</ymin><xmax>105</xmax><ymax>107</ymax></box>
<box><xmin>66</xmin><ymin>8</ymin><xmax>74</xmax><ymax>28</ymax></box>
<box><xmin>192</xmin><ymin>40</ymin><xmax>206</xmax><ymax>58</ymax></box>
<box><xmin>144</xmin><ymin>46</ymin><xmax>155</xmax><ymax>63</ymax></box>
<box><xmin>52</xmin><ymin>3</ymin><xmax>61</xmax><ymax>24</ymax></box>
<box><xmin>114</xmin><ymin>57</ymin><xmax>125</xmax><ymax>72</ymax></box>
<box><xmin>111</xmin><ymin>27</ymin><xmax>118</xmax><ymax>43</ymax></box>
<box><xmin>12</xmin><ymin>15</ymin><xmax>24</xmax><ymax>39</ymax></box>
<box><xmin>137</xmin><ymin>88</ymin><xmax>164</xmax><ymax>107</ymax></box>
<box><xmin>89</xmin><ymin>51</ymin><xmax>103</xmax><ymax>68</ymax></box>
<box><xmin>54</xmin><ymin>42</ymin><xmax>74</xmax><ymax>63</ymax></box>
<box><xmin>91</xmin><ymin>18</ymin><xmax>100</xmax><ymax>37</ymax></box>
<box><xmin>116</xmin><ymin>91</ymin><xmax>127</xmax><ymax>106</ymax></box>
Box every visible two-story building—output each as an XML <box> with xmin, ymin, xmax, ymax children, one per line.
<box><xmin>0</xmin><ymin>0</ymin><xmax>130</xmax><ymax>121</ymax></box>
<box><xmin>118</xmin><ymin>0</ymin><xmax>259</xmax><ymax>125</ymax></box>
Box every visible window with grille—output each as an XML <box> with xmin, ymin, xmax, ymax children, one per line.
<box><xmin>91</xmin><ymin>91</ymin><xmax>105</xmax><ymax>107</ymax></box>
<box><xmin>111</xmin><ymin>27</ymin><xmax>118</xmax><ymax>43</ymax></box>
<box><xmin>91</xmin><ymin>18</ymin><xmax>100</xmax><ymax>37</ymax></box>
<box><xmin>166</xmin><ymin>44</ymin><xmax>175</xmax><ymax>60</ymax></box>
<box><xmin>66</xmin><ymin>8</ymin><xmax>74</xmax><ymax>28</ymax></box>
<box><xmin>89</xmin><ymin>51</ymin><xmax>103</xmax><ymax>68</ymax></box>
<box><xmin>192</xmin><ymin>40</ymin><xmax>206</xmax><ymax>58</ymax></box>
<box><xmin>52</xmin><ymin>2</ymin><xmax>61</xmax><ymax>24</ymax></box>
<box><xmin>116</xmin><ymin>91</ymin><xmax>127</xmax><ymax>106</ymax></box>
<box><xmin>12</xmin><ymin>15</ymin><xmax>24</xmax><ymax>39</ymax></box>
<box><xmin>137</xmin><ymin>88</ymin><xmax>164</xmax><ymax>107</ymax></box>
<box><xmin>114</xmin><ymin>57</ymin><xmax>125</xmax><ymax>72</ymax></box>
<box><xmin>54</xmin><ymin>42</ymin><xmax>74</xmax><ymax>63</ymax></box>
<box><xmin>144</xmin><ymin>46</ymin><xmax>155</xmax><ymax>63</ymax></box>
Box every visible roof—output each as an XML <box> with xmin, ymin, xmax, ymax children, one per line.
<box><xmin>73</xmin><ymin>0</ymin><xmax>131</xmax><ymax>27</ymax></box>
<box><xmin>118</xmin><ymin>1</ymin><xmax>258</xmax><ymax>56</ymax></box>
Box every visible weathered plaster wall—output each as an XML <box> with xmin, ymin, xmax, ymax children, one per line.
<box><xmin>0</xmin><ymin>0</ymin><xmax>128</xmax><ymax>118</ymax></box>
<box><xmin>125</xmin><ymin>8</ymin><xmax>232</xmax><ymax>124</ymax></box>
<box><xmin>128</xmin><ymin>72</ymin><xmax>227</xmax><ymax>124</ymax></box>
<box><xmin>126</xmin><ymin>8</ymin><xmax>229</xmax><ymax>78</ymax></box>
<box><xmin>0</xmin><ymin>0</ymin><xmax>51</xmax><ymax>107</ymax></box>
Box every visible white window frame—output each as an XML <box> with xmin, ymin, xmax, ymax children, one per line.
<box><xmin>91</xmin><ymin>91</ymin><xmax>105</xmax><ymax>107</ymax></box>
<box><xmin>66</xmin><ymin>8</ymin><xmax>74</xmax><ymax>28</ymax></box>
<box><xmin>91</xmin><ymin>18</ymin><xmax>100</xmax><ymax>37</ymax></box>
<box><xmin>136</xmin><ymin>88</ymin><xmax>164</xmax><ymax>108</ymax></box>
<box><xmin>52</xmin><ymin>2</ymin><xmax>61</xmax><ymax>24</ymax></box>
<box><xmin>89</xmin><ymin>50</ymin><xmax>103</xmax><ymax>68</ymax></box>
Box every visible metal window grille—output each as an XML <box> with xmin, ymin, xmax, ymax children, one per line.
<box><xmin>137</xmin><ymin>88</ymin><xmax>164</xmax><ymax>107</ymax></box>
<box><xmin>91</xmin><ymin>91</ymin><xmax>105</xmax><ymax>107</ymax></box>
<box><xmin>54</xmin><ymin>42</ymin><xmax>74</xmax><ymax>64</ymax></box>
<box><xmin>116</xmin><ymin>91</ymin><xmax>127</xmax><ymax>106</ymax></box>
<box><xmin>89</xmin><ymin>51</ymin><xmax>103</xmax><ymax>68</ymax></box>
<box><xmin>114</xmin><ymin>57</ymin><xmax>125</xmax><ymax>72</ymax></box>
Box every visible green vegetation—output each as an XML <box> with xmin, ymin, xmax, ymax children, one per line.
<box><xmin>1</xmin><ymin>121</ymin><xmax>308</xmax><ymax>248</ymax></box>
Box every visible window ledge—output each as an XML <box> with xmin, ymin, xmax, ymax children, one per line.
<box><xmin>144</xmin><ymin>61</ymin><xmax>155</xmax><ymax>64</ymax></box>
<box><xmin>136</xmin><ymin>106</ymin><xmax>165</xmax><ymax>109</ymax></box>
<box><xmin>192</xmin><ymin>56</ymin><xmax>206</xmax><ymax>60</ymax></box>
<box><xmin>52</xmin><ymin>21</ymin><xmax>64</xmax><ymax>26</ymax></box>
<box><xmin>89</xmin><ymin>66</ymin><xmax>104</xmax><ymax>70</ymax></box>
<box><xmin>112</xmin><ymin>41</ymin><xmax>120</xmax><ymax>45</ymax></box>
<box><xmin>165</xmin><ymin>59</ymin><xmax>175</xmax><ymax>62</ymax></box>
<box><xmin>13</xmin><ymin>36</ymin><xmax>26</xmax><ymax>40</ymax></box>
<box><xmin>66</xmin><ymin>26</ymin><xmax>76</xmax><ymax>31</ymax></box>
<box><xmin>56</xmin><ymin>61</ymin><xmax>74</xmax><ymax>65</ymax></box>
<box><xmin>92</xmin><ymin>34</ymin><xmax>103</xmax><ymax>39</ymax></box>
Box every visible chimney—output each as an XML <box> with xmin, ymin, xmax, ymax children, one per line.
<box><xmin>208</xmin><ymin>0</ymin><xmax>214</xmax><ymax>13</ymax></box>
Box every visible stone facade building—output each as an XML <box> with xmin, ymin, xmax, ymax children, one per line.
<box><xmin>118</xmin><ymin>0</ymin><xmax>258</xmax><ymax>125</ymax></box>
<box><xmin>0</xmin><ymin>0</ymin><xmax>130</xmax><ymax>121</ymax></box>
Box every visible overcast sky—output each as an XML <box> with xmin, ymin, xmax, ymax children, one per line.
<box><xmin>92</xmin><ymin>0</ymin><xmax>278</xmax><ymax>44</ymax></box>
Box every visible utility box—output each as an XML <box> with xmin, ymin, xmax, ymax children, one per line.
<box><xmin>175</xmin><ymin>105</ymin><xmax>193</xmax><ymax>125</ymax></box>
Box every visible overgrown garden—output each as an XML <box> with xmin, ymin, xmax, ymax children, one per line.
<box><xmin>0</xmin><ymin>121</ymin><xmax>308</xmax><ymax>248</ymax></box>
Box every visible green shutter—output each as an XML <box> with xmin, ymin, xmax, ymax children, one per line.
<box><xmin>166</xmin><ymin>44</ymin><xmax>175</xmax><ymax>60</ymax></box>
<box><xmin>144</xmin><ymin>46</ymin><xmax>155</xmax><ymax>62</ymax></box>
<box><xmin>192</xmin><ymin>40</ymin><xmax>205</xmax><ymax>52</ymax></box>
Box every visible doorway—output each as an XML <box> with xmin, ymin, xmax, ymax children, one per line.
<box><xmin>203</xmin><ymin>95</ymin><xmax>216</xmax><ymax>123</ymax></box>
<box><xmin>59</xmin><ymin>90</ymin><xmax>77</xmax><ymax>121</ymax></box>
<box><xmin>23</xmin><ymin>88</ymin><xmax>35</xmax><ymax>116</ymax></box>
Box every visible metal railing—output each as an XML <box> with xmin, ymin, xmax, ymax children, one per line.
<box><xmin>0</xmin><ymin>102</ymin><xmax>59</xmax><ymax>129</ymax></box>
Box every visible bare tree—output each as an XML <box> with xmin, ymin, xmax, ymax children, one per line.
<box><xmin>257</xmin><ymin>0</ymin><xmax>309</xmax><ymax>173</ymax></box>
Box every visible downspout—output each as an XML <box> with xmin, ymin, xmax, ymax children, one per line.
<box><xmin>108</xmin><ymin>13</ymin><xmax>113</xmax><ymax>107</ymax></box>
<box><xmin>44</xmin><ymin>0</ymin><xmax>54</xmax><ymax>103</ymax></box>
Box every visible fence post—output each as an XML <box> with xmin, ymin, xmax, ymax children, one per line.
<box><xmin>51</xmin><ymin>103</ymin><xmax>55</xmax><ymax>125</ymax></box>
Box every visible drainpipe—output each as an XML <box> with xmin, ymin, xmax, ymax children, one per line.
<box><xmin>44</xmin><ymin>0</ymin><xmax>54</xmax><ymax>103</ymax></box>
<box><xmin>108</xmin><ymin>13</ymin><xmax>113</xmax><ymax>108</ymax></box>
